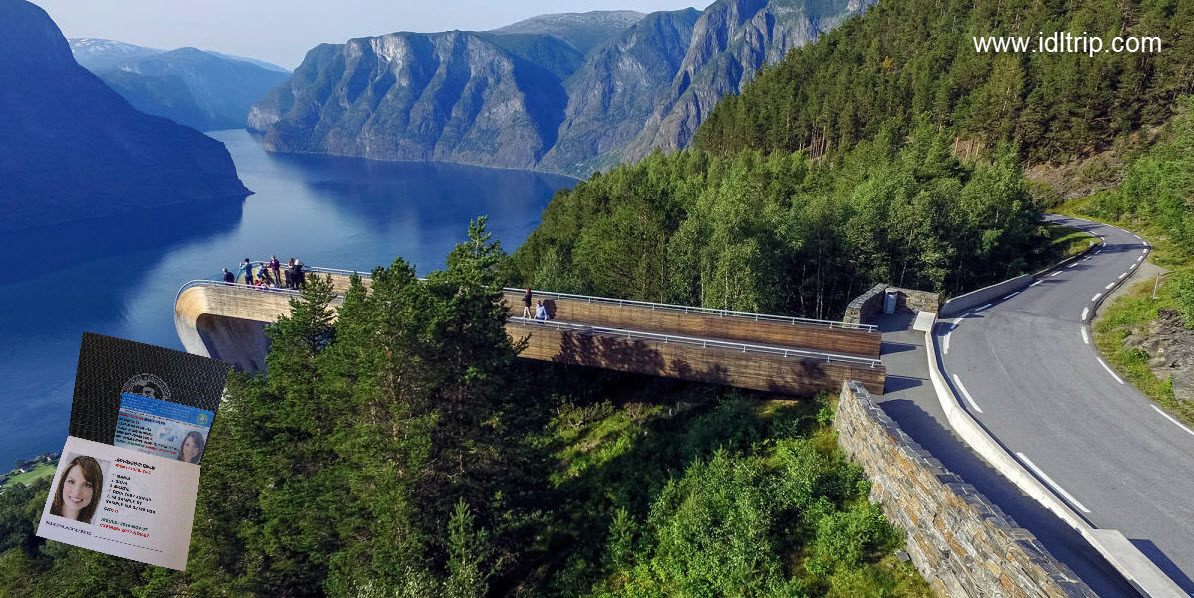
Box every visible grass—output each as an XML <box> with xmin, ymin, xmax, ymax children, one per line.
<box><xmin>4</xmin><ymin>462</ymin><xmax>57</xmax><ymax>487</ymax></box>
<box><xmin>1043</xmin><ymin>223</ymin><xmax>1098</xmax><ymax>263</ymax></box>
<box><xmin>1055</xmin><ymin>197</ymin><xmax>1194</xmax><ymax>428</ymax></box>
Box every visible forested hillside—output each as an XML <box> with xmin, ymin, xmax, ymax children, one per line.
<box><xmin>695</xmin><ymin>0</ymin><xmax>1194</xmax><ymax>163</ymax></box>
<box><xmin>0</xmin><ymin>222</ymin><xmax>927</xmax><ymax>597</ymax></box>
<box><xmin>514</xmin><ymin>0</ymin><xmax>1194</xmax><ymax>318</ymax></box>
<box><xmin>515</xmin><ymin>123</ymin><xmax>1045</xmax><ymax>319</ymax></box>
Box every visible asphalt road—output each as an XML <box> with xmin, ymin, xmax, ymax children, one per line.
<box><xmin>938</xmin><ymin>215</ymin><xmax>1194</xmax><ymax>595</ymax></box>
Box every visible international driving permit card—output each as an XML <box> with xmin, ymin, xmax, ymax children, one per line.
<box><xmin>36</xmin><ymin>333</ymin><xmax>229</xmax><ymax>570</ymax></box>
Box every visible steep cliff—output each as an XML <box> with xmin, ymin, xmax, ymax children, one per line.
<box><xmin>624</xmin><ymin>0</ymin><xmax>874</xmax><ymax>161</ymax></box>
<box><xmin>251</xmin><ymin>2</ymin><xmax>871</xmax><ymax>176</ymax></box>
<box><xmin>539</xmin><ymin>9</ymin><xmax>701</xmax><ymax>175</ymax></box>
<box><xmin>249</xmin><ymin>31</ymin><xmax>568</xmax><ymax>169</ymax></box>
<box><xmin>0</xmin><ymin>0</ymin><xmax>249</xmax><ymax>232</ymax></box>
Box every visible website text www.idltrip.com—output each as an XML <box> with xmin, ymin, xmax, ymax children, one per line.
<box><xmin>973</xmin><ymin>33</ymin><xmax>1162</xmax><ymax>57</ymax></box>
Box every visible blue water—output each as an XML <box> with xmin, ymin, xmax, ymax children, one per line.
<box><xmin>0</xmin><ymin>129</ymin><xmax>575</xmax><ymax>468</ymax></box>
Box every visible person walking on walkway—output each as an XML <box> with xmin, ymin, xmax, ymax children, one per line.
<box><xmin>522</xmin><ymin>288</ymin><xmax>533</xmax><ymax>318</ymax></box>
<box><xmin>238</xmin><ymin>258</ymin><xmax>253</xmax><ymax>285</ymax></box>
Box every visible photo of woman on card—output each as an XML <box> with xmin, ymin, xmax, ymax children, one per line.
<box><xmin>50</xmin><ymin>455</ymin><xmax>104</xmax><ymax>524</ymax></box>
<box><xmin>177</xmin><ymin>430</ymin><xmax>206</xmax><ymax>464</ymax></box>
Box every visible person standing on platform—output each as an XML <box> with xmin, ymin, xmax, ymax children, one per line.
<box><xmin>269</xmin><ymin>255</ymin><xmax>281</xmax><ymax>287</ymax></box>
<box><xmin>285</xmin><ymin>258</ymin><xmax>296</xmax><ymax>289</ymax></box>
<box><xmin>222</xmin><ymin>268</ymin><xmax>234</xmax><ymax>285</ymax></box>
<box><xmin>294</xmin><ymin>259</ymin><xmax>306</xmax><ymax>289</ymax></box>
<box><xmin>238</xmin><ymin>258</ymin><xmax>253</xmax><ymax>285</ymax></box>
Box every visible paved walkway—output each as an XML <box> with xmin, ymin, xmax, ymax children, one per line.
<box><xmin>875</xmin><ymin>312</ymin><xmax>1136</xmax><ymax>597</ymax></box>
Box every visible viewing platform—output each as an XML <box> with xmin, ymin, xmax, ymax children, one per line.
<box><xmin>175</xmin><ymin>266</ymin><xmax>885</xmax><ymax>395</ymax></box>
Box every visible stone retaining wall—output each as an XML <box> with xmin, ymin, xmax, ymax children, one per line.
<box><xmin>892</xmin><ymin>287</ymin><xmax>940</xmax><ymax>315</ymax></box>
<box><xmin>845</xmin><ymin>284</ymin><xmax>939</xmax><ymax>324</ymax></box>
<box><xmin>834</xmin><ymin>381</ymin><xmax>1096</xmax><ymax>598</ymax></box>
<box><xmin>844</xmin><ymin>283</ymin><xmax>890</xmax><ymax>324</ymax></box>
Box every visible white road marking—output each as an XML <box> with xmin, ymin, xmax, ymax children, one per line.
<box><xmin>1016</xmin><ymin>452</ymin><xmax>1093</xmax><ymax>514</ymax></box>
<box><xmin>1051</xmin><ymin>271</ymin><xmax>1063</xmax><ymax>277</ymax></box>
<box><xmin>975</xmin><ymin>303</ymin><xmax>992</xmax><ymax>312</ymax></box>
<box><xmin>1133</xmin><ymin>234</ymin><xmax>1141</xmax><ymax>240</ymax></box>
<box><xmin>1067</xmin><ymin>262</ymin><xmax>1080</xmax><ymax>268</ymax></box>
<box><xmin>1145</xmin><ymin>241</ymin><xmax>1151</xmax><ymax>248</ymax></box>
<box><xmin>952</xmin><ymin>374</ymin><xmax>984</xmax><ymax>413</ymax></box>
<box><xmin>1099</xmin><ymin>236</ymin><xmax>1105</xmax><ymax>241</ymax></box>
<box><xmin>1136</xmin><ymin>257</ymin><xmax>1143</xmax><ymax>264</ymax></box>
<box><xmin>1081</xmin><ymin>328</ymin><xmax>1090</xmax><ymax>344</ymax></box>
<box><xmin>1105</xmin><ymin>283</ymin><xmax>1115</xmax><ymax>290</ymax></box>
<box><xmin>1097</xmin><ymin>357</ymin><xmax>1125</xmax><ymax>384</ymax></box>
<box><xmin>1093</xmin><ymin>250</ymin><xmax>1102</xmax><ymax>255</ymax></box>
<box><xmin>1092</xmin><ymin>293</ymin><xmax>1102</xmax><ymax>302</ymax></box>
<box><xmin>1030</xmin><ymin>280</ymin><xmax>1043</xmax><ymax>287</ymax></box>
<box><xmin>1004</xmin><ymin>291</ymin><xmax>1020</xmax><ymax>300</ymax></box>
<box><xmin>943</xmin><ymin>332</ymin><xmax>951</xmax><ymax>354</ymax></box>
<box><xmin>1082</xmin><ymin>257</ymin><xmax>1092</xmax><ymax>261</ymax></box>
<box><xmin>1119</xmin><ymin>272</ymin><xmax>1128</xmax><ymax>280</ymax></box>
<box><xmin>1151</xmin><ymin>405</ymin><xmax>1194</xmax><ymax>438</ymax></box>
<box><xmin>1142</xmin><ymin>249</ymin><xmax>1148</xmax><ymax>255</ymax></box>
<box><xmin>1081</xmin><ymin>307</ymin><xmax>1089</xmax><ymax>320</ymax></box>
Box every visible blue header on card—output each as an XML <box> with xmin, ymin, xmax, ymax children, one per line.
<box><xmin>119</xmin><ymin>393</ymin><xmax>213</xmax><ymax>428</ymax></box>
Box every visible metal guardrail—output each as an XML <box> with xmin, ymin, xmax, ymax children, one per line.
<box><xmin>241</xmin><ymin>261</ymin><xmax>872</xmax><ymax>331</ymax></box>
<box><xmin>175</xmin><ymin>280</ymin><xmax>879</xmax><ymax>367</ymax></box>
<box><xmin>509</xmin><ymin>316</ymin><xmax>882</xmax><ymax>368</ymax></box>
<box><xmin>502</xmin><ymin>287</ymin><xmax>877</xmax><ymax>332</ymax></box>
<box><xmin>174</xmin><ymin>279</ymin><xmax>307</xmax><ymax>304</ymax></box>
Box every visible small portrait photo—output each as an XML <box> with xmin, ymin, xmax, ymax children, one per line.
<box><xmin>49</xmin><ymin>454</ymin><xmax>110</xmax><ymax>525</ymax></box>
<box><xmin>176</xmin><ymin>430</ymin><xmax>207</xmax><ymax>464</ymax></box>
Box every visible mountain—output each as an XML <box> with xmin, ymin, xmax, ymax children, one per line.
<box><xmin>692</xmin><ymin>0</ymin><xmax>1194</xmax><ymax>163</ymax></box>
<box><xmin>250</xmin><ymin>1</ymin><xmax>871</xmax><ymax>176</ymax></box>
<box><xmin>249</xmin><ymin>31</ymin><xmax>569</xmax><ymax>169</ymax></box>
<box><xmin>0</xmin><ymin>0</ymin><xmax>248</xmax><ymax>232</ymax></box>
<box><xmin>69</xmin><ymin>37</ymin><xmax>162</xmax><ymax>71</ymax></box>
<box><xmin>69</xmin><ymin>39</ymin><xmax>291</xmax><ymax>131</ymax></box>
<box><xmin>489</xmin><ymin>10</ymin><xmax>647</xmax><ymax>55</ymax></box>
<box><xmin>623</xmin><ymin>0</ymin><xmax>873</xmax><ymax>161</ymax></box>
<box><xmin>538</xmin><ymin>8</ymin><xmax>702</xmax><ymax>174</ymax></box>
<box><xmin>201</xmin><ymin>49</ymin><xmax>290</xmax><ymax>73</ymax></box>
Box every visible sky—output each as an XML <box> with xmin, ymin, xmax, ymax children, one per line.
<box><xmin>34</xmin><ymin>0</ymin><xmax>707</xmax><ymax>70</ymax></box>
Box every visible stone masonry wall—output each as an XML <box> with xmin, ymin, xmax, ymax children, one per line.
<box><xmin>834</xmin><ymin>381</ymin><xmax>1096</xmax><ymax>598</ymax></box>
<box><xmin>845</xmin><ymin>284</ymin><xmax>939</xmax><ymax>324</ymax></box>
<box><xmin>891</xmin><ymin>287</ymin><xmax>940</xmax><ymax>314</ymax></box>
<box><xmin>844</xmin><ymin>283</ymin><xmax>889</xmax><ymax>324</ymax></box>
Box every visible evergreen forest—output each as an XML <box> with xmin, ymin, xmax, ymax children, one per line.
<box><xmin>0</xmin><ymin>221</ymin><xmax>927</xmax><ymax>597</ymax></box>
<box><xmin>3</xmin><ymin>0</ymin><xmax>1192</xmax><ymax>595</ymax></box>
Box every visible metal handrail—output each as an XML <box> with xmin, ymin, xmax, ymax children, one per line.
<box><xmin>243</xmin><ymin>261</ymin><xmax>870</xmax><ymax>331</ymax></box>
<box><xmin>176</xmin><ymin>280</ymin><xmax>879</xmax><ymax>367</ymax></box>
<box><xmin>503</xmin><ymin>287</ymin><xmax>876</xmax><ymax>332</ymax></box>
<box><xmin>174</xmin><ymin>279</ymin><xmax>306</xmax><ymax>305</ymax></box>
<box><xmin>509</xmin><ymin>316</ymin><xmax>881</xmax><ymax>367</ymax></box>
<box><xmin>243</xmin><ymin>260</ymin><xmax>868</xmax><ymax>331</ymax></box>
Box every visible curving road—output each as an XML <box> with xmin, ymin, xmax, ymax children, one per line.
<box><xmin>938</xmin><ymin>215</ymin><xmax>1194</xmax><ymax>594</ymax></box>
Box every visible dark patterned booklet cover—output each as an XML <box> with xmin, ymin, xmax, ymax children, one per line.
<box><xmin>36</xmin><ymin>333</ymin><xmax>230</xmax><ymax>570</ymax></box>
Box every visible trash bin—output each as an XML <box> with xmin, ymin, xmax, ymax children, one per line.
<box><xmin>883</xmin><ymin>290</ymin><xmax>897</xmax><ymax>314</ymax></box>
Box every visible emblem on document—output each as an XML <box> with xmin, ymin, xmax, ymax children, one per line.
<box><xmin>122</xmin><ymin>373</ymin><xmax>172</xmax><ymax>402</ymax></box>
